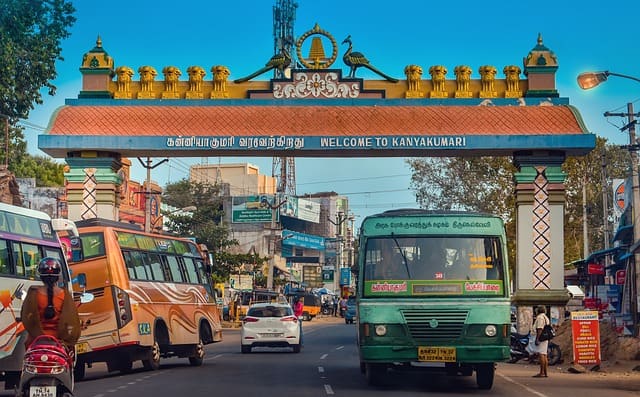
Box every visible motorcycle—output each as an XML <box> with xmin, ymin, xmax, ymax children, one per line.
<box><xmin>509</xmin><ymin>329</ymin><xmax>562</xmax><ymax>366</ymax></box>
<box><xmin>15</xmin><ymin>289</ymin><xmax>94</xmax><ymax>397</ymax></box>
<box><xmin>15</xmin><ymin>334</ymin><xmax>74</xmax><ymax>397</ymax></box>
<box><xmin>321</xmin><ymin>302</ymin><xmax>333</xmax><ymax>316</ymax></box>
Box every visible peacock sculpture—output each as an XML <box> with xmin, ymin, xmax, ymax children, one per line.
<box><xmin>342</xmin><ymin>35</ymin><xmax>398</xmax><ymax>83</ymax></box>
<box><xmin>234</xmin><ymin>47</ymin><xmax>292</xmax><ymax>83</ymax></box>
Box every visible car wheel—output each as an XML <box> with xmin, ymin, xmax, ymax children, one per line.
<box><xmin>292</xmin><ymin>344</ymin><xmax>301</xmax><ymax>353</ymax></box>
<box><xmin>476</xmin><ymin>363</ymin><xmax>495</xmax><ymax>390</ymax></box>
<box><xmin>241</xmin><ymin>345</ymin><xmax>251</xmax><ymax>354</ymax></box>
<box><xmin>142</xmin><ymin>339</ymin><xmax>161</xmax><ymax>371</ymax></box>
<box><xmin>188</xmin><ymin>338</ymin><xmax>205</xmax><ymax>366</ymax></box>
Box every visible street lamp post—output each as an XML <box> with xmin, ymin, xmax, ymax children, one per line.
<box><xmin>578</xmin><ymin>71</ymin><xmax>640</xmax><ymax>336</ymax></box>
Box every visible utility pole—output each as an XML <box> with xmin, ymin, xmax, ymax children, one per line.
<box><xmin>606</xmin><ymin>103</ymin><xmax>640</xmax><ymax>335</ymax></box>
<box><xmin>602</xmin><ymin>150</ymin><xmax>610</xmax><ymax>266</ymax></box>
<box><xmin>267</xmin><ymin>196</ymin><xmax>288</xmax><ymax>290</ymax></box>
<box><xmin>137</xmin><ymin>157</ymin><xmax>168</xmax><ymax>233</ymax></box>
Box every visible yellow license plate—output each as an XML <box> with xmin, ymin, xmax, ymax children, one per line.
<box><xmin>418</xmin><ymin>346</ymin><xmax>456</xmax><ymax>362</ymax></box>
<box><xmin>76</xmin><ymin>342</ymin><xmax>90</xmax><ymax>354</ymax></box>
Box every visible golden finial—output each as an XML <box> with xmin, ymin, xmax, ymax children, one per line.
<box><xmin>537</xmin><ymin>33</ymin><xmax>543</xmax><ymax>46</ymax></box>
<box><xmin>309</xmin><ymin>37</ymin><xmax>327</xmax><ymax>66</ymax></box>
<box><xmin>96</xmin><ymin>35</ymin><xmax>102</xmax><ymax>48</ymax></box>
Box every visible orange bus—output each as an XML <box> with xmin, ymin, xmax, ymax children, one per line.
<box><xmin>66</xmin><ymin>218</ymin><xmax>222</xmax><ymax>380</ymax></box>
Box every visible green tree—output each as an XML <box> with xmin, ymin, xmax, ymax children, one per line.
<box><xmin>562</xmin><ymin>137</ymin><xmax>629</xmax><ymax>263</ymax></box>
<box><xmin>407</xmin><ymin>156</ymin><xmax>518</xmax><ymax>273</ymax></box>
<box><xmin>162</xmin><ymin>179</ymin><xmax>269</xmax><ymax>284</ymax></box>
<box><xmin>0</xmin><ymin>0</ymin><xmax>75</xmax><ymax>184</ymax></box>
<box><xmin>407</xmin><ymin>138</ymin><xmax>629</xmax><ymax>272</ymax></box>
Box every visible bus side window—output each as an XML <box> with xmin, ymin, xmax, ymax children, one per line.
<box><xmin>148</xmin><ymin>252</ymin><xmax>165</xmax><ymax>281</ymax></box>
<box><xmin>0</xmin><ymin>240</ymin><xmax>11</xmax><ymax>274</ymax></box>
<box><xmin>11</xmin><ymin>242</ymin><xmax>25</xmax><ymax>277</ymax></box>
<box><xmin>122</xmin><ymin>251</ymin><xmax>136</xmax><ymax>280</ymax></box>
<box><xmin>166</xmin><ymin>255</ymin><xmax>184</xmax><ymax>283</ymax></box>
<box><xmin>182</xmin><ymin>257</ymin><xmax>200</xmax><ymax>284</ymax></box>
<box><xmin>22</xmin><ymin>243</ymin><xmax>40</xmax><ymax>279</ymax></box>
<box><xmin>129</xmin><ymin>251</ymin><xmax>149</xmax><ymax>280</ymax></box>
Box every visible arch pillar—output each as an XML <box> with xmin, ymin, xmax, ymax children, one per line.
<box><xmin>512</xmin><ymin>151</ymin><xmax>571</xmax><ymax>330</ymax></box>
<box><xmin>64</xmin><ymin>151</ymin><xmax>123</xmax><ymax>222</ymax></box>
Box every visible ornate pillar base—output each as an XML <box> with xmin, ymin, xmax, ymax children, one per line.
<box><xmin>64</xmin><ymin>152</ymin><xmax>122</xmax><ymax>222</ymax></box>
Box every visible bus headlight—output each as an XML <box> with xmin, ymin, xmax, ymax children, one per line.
<box><xmin>485</xmin><ymin>325</ymin><xmax>497</xmax><ymax>337</ymax></box>
<box><xmin>374</xmin><ymin>325</ymin><xmax>387</xmax><ymax>336</ymax></box>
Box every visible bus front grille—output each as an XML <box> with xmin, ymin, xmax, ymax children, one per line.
<box><xmin>400</xmin><ymin>309</ymin><xmax>469</xmax><ymax>341</ymax></box>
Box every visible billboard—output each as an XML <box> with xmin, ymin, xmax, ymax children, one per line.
<box><xmin>280</xmin><ymin>196</ymin><xmax>321</xmax><ymax>223</ymax></box>
<box><xmin>231</xmin><ymin>195</ymin><xmax>275</xmax><ymax>223</ymax></box>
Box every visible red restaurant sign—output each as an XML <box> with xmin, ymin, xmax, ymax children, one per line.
<box><xmin>587</xmin><ymin>263</ymin><xmax>605</xmax><ymax>275</ymax></box>
<box><xmin>571</xmin><ymin>311</ymin><xmax>601</xmax><ymax>366</ymax></box>
<box><xmin>616</xmin><ymin>270</ymin><xmax>626</xmax><ymax>285</ymax></box>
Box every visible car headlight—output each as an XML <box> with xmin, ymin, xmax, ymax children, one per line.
<box><xmin>485</xmin><ymin>325</ymin><xmax>497</xmax><ymax>337</ymax></box>
<box><xmin>374</xmin><ymin>324</ymin><xmax>387</xmax><ymax>336</ymax></box>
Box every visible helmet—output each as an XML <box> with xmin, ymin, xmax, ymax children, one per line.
<box><xmin>37</xmin><ymin>257</ymin><xmax>62</xmax><ymax>278</ymax></box>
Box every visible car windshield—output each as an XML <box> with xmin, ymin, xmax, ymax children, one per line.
<box><xmin>247</xmin><ymin>305</ymin><xmax>292</xmax><ymax>318</ymax></box>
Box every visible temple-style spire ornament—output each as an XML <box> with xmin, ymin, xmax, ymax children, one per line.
<box><xmin>79</xmin><ymin>35</ymin><xmax>115</xmax><ymax>98</ymax></box>
<box><xmin>523</xmin><ymin>33</ymin><xmax>558</xmax><ymax>97</ymax></box>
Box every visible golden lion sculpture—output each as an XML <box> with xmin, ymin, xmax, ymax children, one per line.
<box><xmin>454</xmin><ymin>65</ymin><xmax>472</xmax><ymax>93</ymax></box>
<box><xmin>428</xmin><ymin>65</ymin><xmax>447</xmax><ymax>93</ymax></box>
<box><xmin>162</xmin><ymin>66</ymin><xmax>182</xmax><ymax>93</ymax></box>
<box><xmin>212</xmin><ymin>65</ymin><xmax>230</xmax><ymax>92</ymax></box>
<box><xmin>404</xmin><ymin>64</ymin><xmax>423</xmax><ymax>92</ymax></box>
<box><xmin>138</xmin><ymin>66</ymin><xmax>157</xmax><ymax>92</ymax></box>
<box><xmin>115</xmin><ymin>66</ymin><xmax>134</xmax><ymax>93</ymax></box>
<box><xmin>187</xmin><ymin>66</ymin><xmax>206</xmax><ymax>92</ymax></box>
<box><xmin>503</xmin><ymin>65</ymin><xmax>521</xmax><ymax>93</ymax></box>
<box><xmin>479</xmin><ymin>65</ymin><xmax>497</xmax><ymax>93</ymax></box>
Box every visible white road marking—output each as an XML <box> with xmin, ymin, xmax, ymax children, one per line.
<box><xmin>318</xmin><ymin>366</ymin><xmax>325</xmax><ymax>373</ymax></box>
<box><xmin>498</xmin><ymin>374</ymin><xmax>550</xmax><ymax>397</ymax></box>
<box><xmin>324</xmin><ymin>384</ymin><xmax>334</xmax><ymax>395</ymax></box>
<box><xmin>335</xmin><ymin>346</ymin><xmax>344</xmax><ymax>350</ymax></box>
<box><xmin>320</xmin><ymin>353</ymin><xmax>328</xmax><ymax>360</ymax></box>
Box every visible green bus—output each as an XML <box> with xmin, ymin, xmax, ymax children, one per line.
<box><xmin>356</xmin><ymin>209</ymin><xmax>511</xmax><ymax>390</ymax></box>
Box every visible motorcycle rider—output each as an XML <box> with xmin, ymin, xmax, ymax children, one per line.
<box><xmin>21</xmin><ymin>257</ymin><xmax>81</xmax><ymax>351</ymax></box>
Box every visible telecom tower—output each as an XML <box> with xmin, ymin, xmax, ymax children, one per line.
<box><xmin>272</xmin><ymin>0</ymin><xmax>297</xmax><ymax>196</ymax></box>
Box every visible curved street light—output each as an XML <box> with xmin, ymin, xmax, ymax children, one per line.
<box><xmin>578</xmin><ymin>70</ymin><xmax>640</xmax><ymax>336</ymax></box>
<box><xmin>577</xmin><ymin>71</ymin><xmax>640</xmax><ymax>90</ymax></box>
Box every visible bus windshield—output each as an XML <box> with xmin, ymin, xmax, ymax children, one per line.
<box><xmin>363</xmin><ymin>235</ymin><xmax>505</xmax><ymax>298</ymax></box>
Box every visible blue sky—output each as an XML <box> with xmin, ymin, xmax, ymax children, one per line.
<box><xmin>23</xmin><ymin>0</ymin><xmax>640</xmax><ymax>227</ymax></box>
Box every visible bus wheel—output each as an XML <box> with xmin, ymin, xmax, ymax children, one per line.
<box><xmin>188</xmin><ymin>338</ymin><xmax>205</xmax><ymax>366</ymax></box>
<box><xmin>143</xmin><ymin>339</ymin><xmax>161</xmax><ymax>371</ymax></box>
<box><xmin>476</xmin><ymin>363</ymin><xmax>495</xmax><ymax>390</ymax></box>
<box><xmin>73</xmin><ymin>361</ymin><xmax>86</xmax><ymax>381</ymax></box>
<box><xmin>365</xmin><ymin>363</ymin><xmax>387</xmax><ymax>387</ymax></box>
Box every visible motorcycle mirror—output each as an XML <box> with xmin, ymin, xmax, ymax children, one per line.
<box><xmin>79</xmin><ymin>292</ymin><xmax>95</xmax><ymax>304</ymax></box>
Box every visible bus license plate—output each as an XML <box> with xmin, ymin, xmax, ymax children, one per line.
<box><xmin>418</xmin><ymin>346</ymin><xmax>456</xmax><ymax>362</ymax></box>
<box><xmin>29</xmin><ymin>385</ymin><xmax>56</xmax><ymax>397</ymax></box>
<box><xmin>76</xmin><ymin>342</ymin><xmax>89</xmax><ymax>354</ymax></box>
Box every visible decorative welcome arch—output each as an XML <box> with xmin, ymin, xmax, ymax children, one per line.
<box><xmin>39</xmin><ymin>31</ymin><xmax>595</xmax><ymax>313</ymax></box>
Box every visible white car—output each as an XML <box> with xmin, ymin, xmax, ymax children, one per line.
<box><xmin>240</xmin><ymin>302</ymin><xmax>301</xmax><ymax>353</ymax></box>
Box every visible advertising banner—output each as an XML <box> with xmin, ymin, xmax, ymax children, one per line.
<box><xmin>571</xmin><ymin>311</ymin><xmax>601</xmax><ymax>366</ymax></box>
<box><xmin>231</xmin><ymin>195</ymin><xmax>274</xmax><ymax>223</ymax></box>
<box><xmin>340</xmin><ymin>267</ymin><xmax>352</xmax><ymax>286</ymax></box>
<box><xmin>280</xmin><ymin>196</ymin><xmax>321</xmax><ymax>223</ymax></box>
